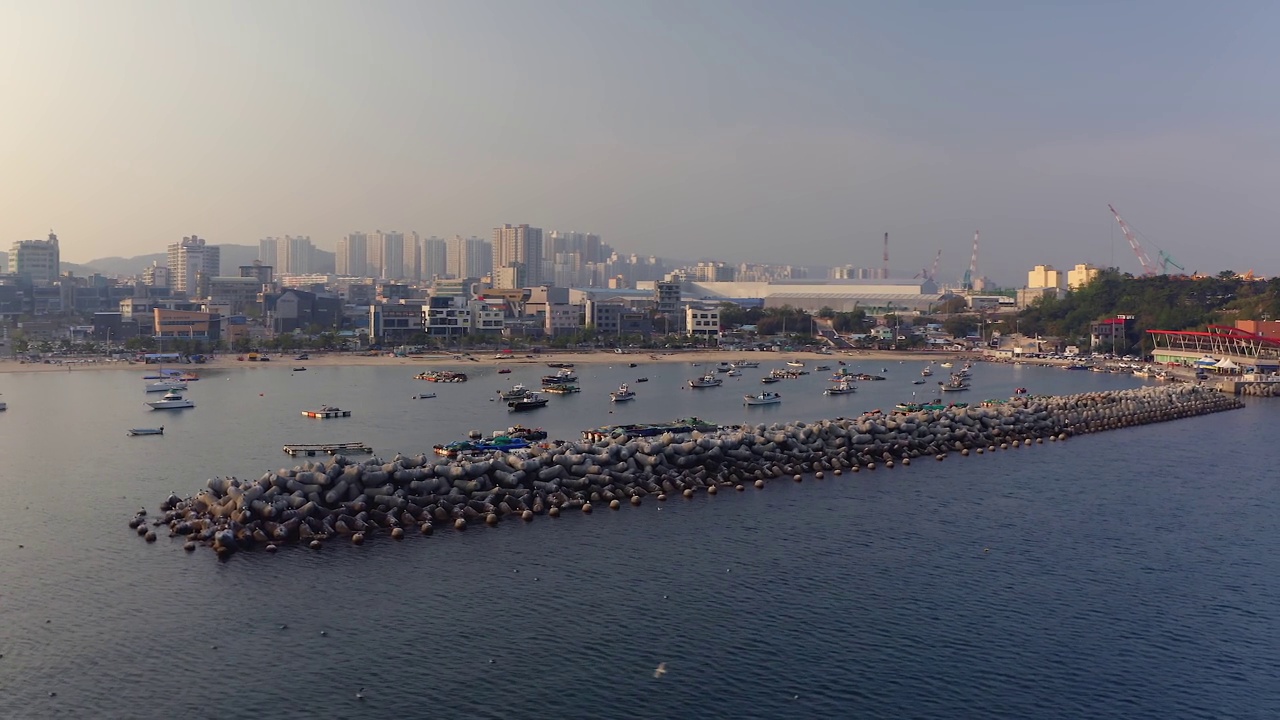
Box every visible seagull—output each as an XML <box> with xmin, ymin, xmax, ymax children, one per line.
<box><xmin>653</xmin><ymin>662</ymin><xmax>667</xmax><ymax>679</ymax></box>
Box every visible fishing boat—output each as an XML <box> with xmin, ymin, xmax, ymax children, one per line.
<box><xmin>508</xmin><ymin>393</ymin><xmax>549</xmax><ymax>411</ymax></box>
<box><xmin>733</xmin><ymin>360</ymin><xmax>759</xmax><ymax>369</ymax></box>
<box><xmin>293</xmin><ymin>367</ymin><xmax>307</xmax><ymax>372</ymax></box>
<box><xmin>610</xmin><ymin>384</ymin><xmax>637</xmax><ymax>402</ymax></box>
<box><xmin>688</xmin><ymin>373</ymin><xmax>723</xmax><ymax>388</ymax></box>
<box><xmin>411</xmin><ymin>392</ymin><xmax>437</xmax><ymax>399</ymax></box>
<box><xmin>744</xmin><ymin>391</ymin><xmax>783</xmax><ymax>406</ymax></box>
<box><xmin>545</xmin><ymin>362</ymin><xmax>575</xmax><ymax>369</ymax></box>
<box><xmin>715</xmin><ymin>362</ymin><xmax>733</xmax><ymax>373</ymax></box>
<box><xmin>145</xmin><ymin>380</ymin><xmax>188</xmax><ymax>393</ymax></box>
<box><xmin>505</xmin><ymin>425</ymin><xmax>548</xmax><ymax>441</ymax></box>
<box><xmin>824</xmin><ymin>380</ymin><xmax>857</xmax><ymax>395</ymax></box>
<box><xmin>912</xmin><ymin>379</ymin><xmax>927</xmax><ymax>385</ymax></box>
<box><xmin>433</xmin><ymin>437</ymin><xmax>533</xmax><ymax>458</ymax></box>
<box><xmin>146</xmin><ymin>391</ymin><xmax>195</xmax><ymax>410</ymax></box>
<box><xmin>127</xmin><ymin>426</ymin><xmax>164</xmax><ymax>436</ymax></box>
<box><xmin>497</xmin><ymin>367</ymin><xmax>512</xmax><ymax>374</ymax></box>
<box><xmin>499</xmin><ymin>383</ymin><xmax>531</xmax><ymax>401</ymax></box>
<box><xmin>726</xmin><ymin>369</ymin><xmax>742</xmax><ymax>377</ymax></box>
<box><xmin>939</xmin><ymin>377</ymin><xmax>971</xmax><ymax>392</ymax></box>
<box><xmin>542</xmin><ymin>383</ymin><xmax>580</xmax><ymax>394</ymax></box>
<box><xmin>921</xmin><ymin>366</ymin><xmax>933</xmax><ymax>377</ymax></box>
<box><xmin>760</xmin><ymin>376</ymin><xmax>781</xmax><ymax>384</ymax></box>
<box><xmin>814</xmin><ymin>365</ymin><xmax>831</xmax><ymax>372</ymax></box>
<box><xmin>786</xmin><ymin>360</ymin><xmax>805</xmax><ymax>368</ymax></box>
<box><xmin>541</xmin><ymin>368</ymin><xmax>578</xmax><ymax>384</ymax></box>
<box><xmin>635</xmin><ymin>377</ymin><xmax>649</xmax><ymax>383</ymax></box>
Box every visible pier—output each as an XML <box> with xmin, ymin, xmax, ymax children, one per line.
<box><xmin>282</xmin><ymin>442</ymin><xmax>372</xmax><ymax>457</ymax></box>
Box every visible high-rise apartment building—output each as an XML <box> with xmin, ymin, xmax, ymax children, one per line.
<box><xmin>446</xmin><ymin>235</ymin><xmax>493</xmax><ymax>279</ymax></box>
<box><xmin>278</xmin><ymin>236</ymin><xmax>315</xmax><ymax>275</ymax></box>
<box><xmin>9</xmin><ymin>232</ymin><xmax>61</xmax><ymax>285</ymax></box>
<box><xmin>258</xmin><ymin>238</ymin><xmax>278</xmax><ymax>269</ymax></box>
<box><xmin>166</xmin><ymin>235</ymin><xmax>220</xmax><ymax>295</ymax></box>
<box><xmin>142</xmin><ymin>261</ymin><xmax>170</xmax><ymax>288</ymax></box>
<box><xmin>403</xmin><ymin>232</ymin><xmax>421</xmax><ymax>282</ymax></box>
<box><xmin>366</xmin><ymin>230</ymin><xmax>404</xmax><ymax>279</ymax></box>
<box><xmin>336</xmin><ymin>232</ymin><xmax>368</xmax><ymax>276</ymax></box>
<box><xmin>493</xmin><ymin>224</ymin><xmax>543</xmax><ymax>287</ymax></box>
<box><xmin>422</xmin><ymin>237</ymin><xmax>447</xmax><ymax>280</ymax></box>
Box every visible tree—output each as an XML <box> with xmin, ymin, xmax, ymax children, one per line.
<box><xmin>942</xmin><ymin>316</ymin><xmax>977</xmax><ymax>338</ymax></box>
<box><xmin>816</xmin><ymin>306</ymin><xmax>836</xmax><ymax>319</ymax></box>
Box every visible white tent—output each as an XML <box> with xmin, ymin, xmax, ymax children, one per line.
<box><xmin>1214</xmin><ymin>358</ymin><xmax>1240</xmax><ymax>370</ymax></box>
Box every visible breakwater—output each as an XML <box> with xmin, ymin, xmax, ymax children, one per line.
<box><xmin>132</xmin><ymin>385</ymin><xmax>1242</xmax><ymax>556</ymax></box>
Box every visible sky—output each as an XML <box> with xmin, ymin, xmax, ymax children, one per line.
<box><xmin>2</xmin><ymin>0</ymin><xmax>1278</xmax><ymax>285</ymax></box>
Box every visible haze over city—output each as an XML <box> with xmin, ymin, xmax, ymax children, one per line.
<box><xmin>3</xmin><ymin>0</ymin><xmax>1278</xmax><ymax>283</ymax></box>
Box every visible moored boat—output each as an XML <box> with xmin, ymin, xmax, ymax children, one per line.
<box><xmin>542</xmin><ymin>383</ymin><xmax>581</xmax><ymax>394</ymax></box>
<box><xmin>128</xmin><ymin>426</ymin><xmax>164</xmax><ymax>436</ymax></box>
<box><xmin>416</xmin><ymin>371</ymin><xmax>468</xmax><ymax>382</ymax></box>
<box><xmin>145</xmin><ymin>381</ymin><xmax>188</xmax><ymax>393</ymax></box>
<box><xmin>824</xmin><ymin>380</ymin><xmax>856</xmax><ymax>395</ymax></box>
<box><xmin>688</xmin><ymin>373</ymin><xmax>723</xmax><ymax>388</ymax></box>
<box><xmin>541</xmin><ymin>368</ymin><xmax>578</xmax><ymax>384</ymax></box>
<box><xmin>301</xmin><ymin>405</ymin><xmax>350</xmax><ymax>418</ymax></box>
<box><xmin>610</xmin><ymin>384</ymin><xmax>637</xmax><ymax>402</ymax></box>
<box><xmin>508</xmin><ymin>393</ymin><xmax>549</xmax><ymax>411</ymax></box>
<box><xmin>744</xmin><ymin>391</ymin><xmax>783</xmax><ymax>406</ymax></box>
<box><xmin>146</xmin><ymin>391</ymin><xmax>195</xmax><ymax>410</ymax></box>
<box><xmin>411</xmin><ymin>392</ymin><xmax>437</xmax><ymax>399</ymax></box>
<box><xmin>498</xmin><ymin>383</ymin><xmax>531</xmax><ymax>401</ymax></box>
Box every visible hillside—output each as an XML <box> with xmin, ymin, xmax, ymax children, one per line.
<box><xmin>61</xmin><ymin>245</ymin><xmax>334</xmax><ymax>277</ymax></box>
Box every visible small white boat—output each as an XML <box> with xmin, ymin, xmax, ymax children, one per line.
<box><xmin>744</xmin><ymin>391</ymin><xmax>783</xmax><ymax>406</ymax></box>
<box><xmin>128</xmin><ymin>426</ymin><xmax>164</xmax><ymax>436</ymax></box>
<box><xmin>146</xmin><ymin>391</ymin><xmax>195</xmax><ymax>410</ymax></box>
<box><xmin>688</xmin><ymin>374</ymin><xmax>723</xmax><ymax>388</ymax></box>
<box><xmin>610</xmin><ymin>384</ymin><xmax>636</xmax><ymax>402</ymax></box>
<box><xmin>940</xmin><ymin>362</ymin><xmax>954</xmax><ymax>369</ymax></box>
<box><xmin>715</xmin><ymin>362</ymin><xmax>733</xmax><ymax>373</ymax></box>
<box><xmin>725</xmin><ymin>369</ymin><xmax>742</xmax><ymax>377</ymax></box>
<box><xmin>824</xmin><ymin>381</ymin><xmax>856</xmax><ymax>395</ymax></box>
<box><xmin>412</xmin><ymin>393</ymin><xmax>437</xmax><ymax>399</ymax></box>
<box><xmin>921</xmin><ymin>367</ymin><xmax>933</xmax><ymax>377</ymax></box>
<box><xmin>146</xmin><ymin>381</ymin><xmax>188</xmax><ymax>393</ymax></box>
<box><xmin>786</xmin><ymin>361</ymin><xmax>805</xmax><ymax>368</ymax></box>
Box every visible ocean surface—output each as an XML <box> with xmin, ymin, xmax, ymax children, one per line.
<box><xmin>1</xmin><ymin>357</ymin><xmax>1278</xmax><ymax>719</ymax></box>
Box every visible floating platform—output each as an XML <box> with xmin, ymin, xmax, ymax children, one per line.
<box><xmin>282</xmin><ymin>442</ymin><xmax>372</xmax><ymax>456</ymax></box>
<box><xmin>301</xmin><ymin>407</ymin><xmax>352</xmax><ymax>419</ymax></box>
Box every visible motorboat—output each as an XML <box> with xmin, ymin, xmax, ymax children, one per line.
<box><xmin>814</xmin><ymin>365</ymin><xmax>831</xmax><ymax>372</ymax></box>
<box><xmin>610</xmin><ymin>384</ymin><xmax>637</xmax><ymax>402</ymax></box>
<box><xmin>293</xmin><ymin>367</ymin><xmax>307</xmax><ymax>372</ymax></box>
<box><xmin>635</xmin><ymin>377</ymin><xmax>649</xmax><ymax>382</ymax></box>
<box><xmin>542</xmin><ymin>383</ymin><xmax>580</xmax><ymax>394</ymax></box>
<box><xmin>294</xmin><ymin>354</ymin><xmax>309</xmax><ymax>361</ymax></box>
<box><xmin>498</xmin><ymin>367</ymin><xmax>512</xmax><ymax>374</ymax></box>
<box><xmin>733</xmin><ymin>360</ymin><xmax>759</xmax><ymax>369</ymax></box>
<box><xmin>128</xmin><ymin>426</ymin><xmax>164</xmax><ymax>436</ymax></box>
<box><xmin>545</xmin><ymin>362</ymin><xmax>575</xmax><ymax>369</ymax></box>
<box><xmin>716</xmin><ymin>362</ymin><xmax>733</xmax><ymax>373</ymax></box>
<box><xmin>744</xmin><ymin>391</ymin><xmax>783</xmax><ymax>406</ymax></box>
<box><xmin>146</xmin><ymin>381</ymin><xmax>188</xmax><ymax>393</ymax></box>
<box><xmin>786</xmin><ymin>361</ymin><xmax>805</xmax><ymax>368</ymax></box>
<box><xmin>146</xmin><ymin>391</ymin><xmax>195</xmax><ymax>410</ymax></box>
<box><xmin>824</xmin><ymin>381</ymin><xmax>856</xmax><ymax>395</ymax></box>
<box><xmin>760</xmin><ymin>376</ymin><xmax>780</xmax><ymax>384</ymax></box>
<box><xmin>508</xmin><ymin>393</ymin><xmax>549</xmax><ymax>411</ymax></box>
<box><xmin>940</xmin><ymin>362</ymin><xmax>954</xmax><ymax>368</ymax></box>
<box><xmin>499</xmin><ymin>383</ymin><xmax>531</xmax><ymax>401</ymax></box>
<box><xmin>411</xmin><ymin>392</ymin><xmax>437</xmax><ymax>399</ymax></box>
<box><xmin>912</xmin><ymin>379</ymin><xmax>927</xmax><ymax>385</ymax></box>
<box><xmin>939</xmin><ymin>377</ymin><xmax>971</xmax><ymax>392</ymax></box>
<box><xmin>726</xmin><ymin>369</ymin><xmax>742</xmax><ymax>377</ymax></box>
<box><xmin>921</xmin><ymin>366</ymin><xmax>933</xmax><ymax>377</ymax></box>
<box><xmin>688</xmin><ymin>374</ymin><xmax>723</xmax><ymax>388</ymax></box>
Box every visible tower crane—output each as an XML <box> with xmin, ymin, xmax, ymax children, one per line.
<box><xmin>1108</xmin><ymin>204</ymin><xmax>1158</xmax><ymax>276</ymax></box>
<box><xmin>962</xmin><ymin>231</ymin><xmax>979</xmax><ymax>291</ymax></box>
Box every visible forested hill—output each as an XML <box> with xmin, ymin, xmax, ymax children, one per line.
<box><xmin>1006</xmin><ymin>270</ymin><xmax>1280</xmax><ymax>348</ymax></box>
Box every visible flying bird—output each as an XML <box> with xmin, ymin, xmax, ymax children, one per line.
<box><xmin>653</xmin><ymin>662</ymin><xmax>667</xmax><ymax>679</ymax></box>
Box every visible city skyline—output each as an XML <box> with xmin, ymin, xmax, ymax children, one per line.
<box><xmin>4</xmin><ymin>1</ymin><xmax>1279</xmax><ymax>282</ymax></box>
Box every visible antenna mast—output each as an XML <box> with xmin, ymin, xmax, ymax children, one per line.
<box><xmin>882</xmin><ymin>232</ymin><xmax>889</xmax><ymax>279</ymax></box>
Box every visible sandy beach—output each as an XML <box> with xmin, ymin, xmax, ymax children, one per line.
<box><xmin>0</xmin><ymin>348</ymin><xmax>983</xmax><ymax>375</ymax></box>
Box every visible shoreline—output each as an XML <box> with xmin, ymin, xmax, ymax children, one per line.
<box><xmin>0</xmin><ymin>348</ymin><xmax>987</xmax><ymax>375</ymax></box>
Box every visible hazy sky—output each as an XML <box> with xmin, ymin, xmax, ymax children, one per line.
<box><xmin>3</xmin><ymin>0</ymin><xmax>1277</xmax><ymax>284</ymax></box>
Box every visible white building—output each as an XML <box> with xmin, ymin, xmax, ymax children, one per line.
<box><xmin>9</xmin><ymin>232</ymin><xmax>61</xmax><ymax>285</ymax></box>
<box><xmin>544</xmin><ymin>303</ymin><xmax>579</xmax><ymax>336</ymax></box>
<box><xmin>685</xmin><ymin>304</ymin><xmax>721</xmax><ymax>343</ymax></box>
<box><xmin>141</xmin><ymin>261</ymin><xmax>170</xmax><ymax>288</ymax></box>
<box><xmin>167</xmin><ymin>236</ymin><xmax>220</xmax><ymax>295</ymax></box>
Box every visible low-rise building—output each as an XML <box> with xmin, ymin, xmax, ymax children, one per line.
<box><xmin>1067</xmin><ymin>263</ymin><xmax>1101</xmax><ymax>290</ymax></box>
<box><xmin>685</xmin><ymin>304</ymin><xmax>721</xmax><ymax>343</ymax></box>
<box><xmin>369</xmin><ymin>302</ymin><xmax>424</xmax><ymax>344</ymax></box>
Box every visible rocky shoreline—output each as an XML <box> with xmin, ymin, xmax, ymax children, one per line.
<box><xmin>131</xmin><ymin>385</ymin><xmax>1243</xmax><ymax>557</ymax></box>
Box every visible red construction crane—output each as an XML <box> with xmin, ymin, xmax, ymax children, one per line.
<box><xmin>1108</xmin><ymin>204</ymin><xmax>1158</xmax><ymax>276</ymax></box>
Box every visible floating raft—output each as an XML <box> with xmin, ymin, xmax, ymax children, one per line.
<box><xmin>282</xmin><ymin>442</ymin><xmax>372</xmax><ymax>456</ymax></box>
<box><xmin>301</xmin><ymin>407</ymin><xmax>352</xmax><ymax>419</ymax></box>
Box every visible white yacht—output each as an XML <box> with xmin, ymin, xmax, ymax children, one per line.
<box><xmin>744</xmin><ymin>391</ymin><xmax>783</xmax><ymax>406</ymax></box>
<box><xmin>146</xmin><ymin>390</ymin><xmax>195</xmax><ymax>410</ymax></box>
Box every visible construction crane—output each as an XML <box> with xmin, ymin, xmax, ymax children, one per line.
<box><xmin>1108</xmin><ymin>204</ymin><xmax>1159</xmax><ymax>276</ymax></box>
<box><xmin>962</xmin><ymin>231</ymin><xmax>979</xmax><ymax>291</ymax></box>
<box><xmin>929</xmin><ymin>249</ymin><xmax>942</xmax><ymax>282</ymax></box>
<box><xmin>1158</xmin><ymin>249</ymin><xmax>1184</xmax><ymax>274</ymax></box>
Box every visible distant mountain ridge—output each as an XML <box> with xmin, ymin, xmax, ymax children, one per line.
<box><xmin>60</xmin><ymin>245</ymin><xmax>334</xmax><ymax>277</ymax></box>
